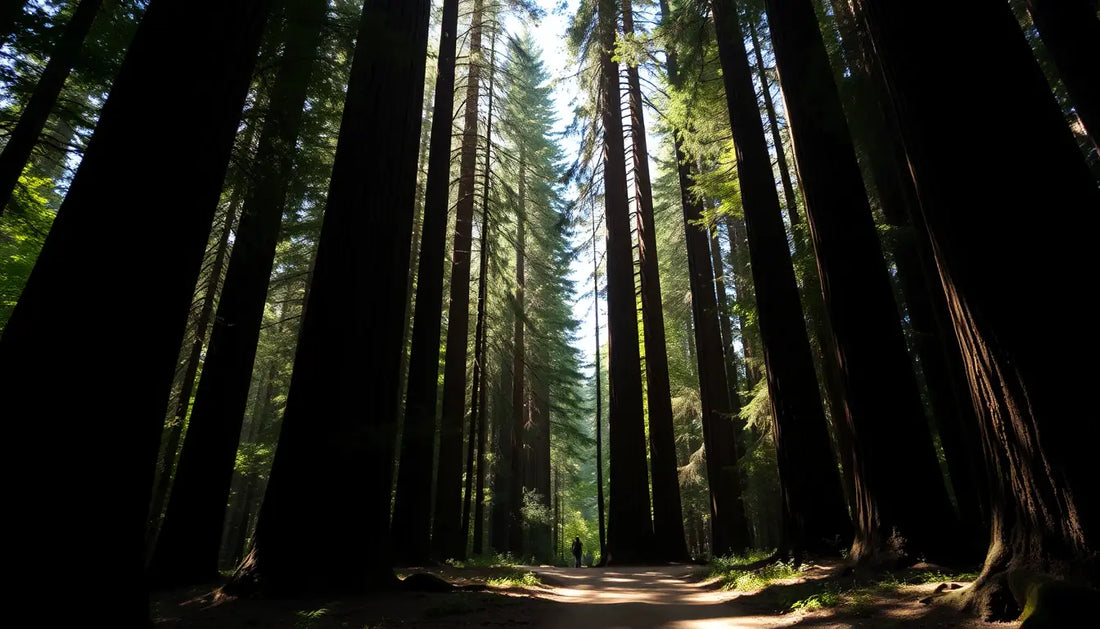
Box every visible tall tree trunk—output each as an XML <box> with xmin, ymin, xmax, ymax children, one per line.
<box><xmin>599</xmin><ymin>0</ymin><xmax>653</xmax><ymax>564</ymax></box>
<box><xmin>237</xmin><ymin>0</ymin><xmax>429</xmax><ymax>596</ymax></box>
<box><xmin>1024</xmin><ymin>0</ymin><xmax>1100</xmax><ymax>149</ymax></box>
<box><xmin>659</xmin><ymin>0</ymin><xmax>748</xmax><ymax>557</ymax></box>
<box><xmin>0</xmin><ymin>0</ymin><xmax>273</xmax><ymax>619</ymax></box>
<box><xmin>146</xmin><ymin>0</ymin><xmax>328</xmax><ymax>586</ymax></box>
<box><xmin>745</xmin><ymin>17</ymin><xmax>798</xmax><ymax>224</ymax></box>
<box><xmin>531</xmin><ymin>374</ymin><xmax>553</xmax><ymax>560</ymax></box>
<box><xmin>592</xmin><ymin>209</ymin><xmax>608</xmax><ymax>564</ymax></box>
<box><xmin>508</xmin><ymin>144</ymin><xmax>527</xmax><ymax>556</ymax></box>
<box><xmin>830</xmin><ymin>0</ymin><xmax>987</xmax><ymax>542</ymax></box>
<box><xmin>710</xmin><ymin>0</ymin><xmax>850</xmax><ymax>557</ymax></box>
<box><xmin>433</xmin><ymin>0</ymin><xmax>483</xmax><ymax>561</ymax></box>
<box><xmin>147</xmin><ymin>193</ymin><xmax>240</xmax><ymax>543</ymax></box>
<box><xmin>852</xmin><ymin>0</ymin><xmax>1100</xmax><ymax>619</ymax></box>
<box><xmin>391</xmin><ymin>0</ymin><xmax>459</xmax><ymax>567</ymax></box>
<box><xmin>461</xmin><ymin>30</ymin><xmax>497</xmax><ymax>556</ymax></box>
<box><xmin>763</xmin><ymin>0</ymin><xmax>957</xmax><ymax>563</ymax></box>
<box><xmin>0</xmin><ymin>0</ymin><xmax>104</xmax><ymax>215</ymax></box>
<box><xmin>622</xmin><ymin>0</ymin><xmax>686</xmax><ymax>562</ymax></box>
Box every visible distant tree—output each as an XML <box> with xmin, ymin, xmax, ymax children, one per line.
<box><xmin>0</xmin><ymin>0</ymin><xmax>104</xmax><ymax>214</ymax></box>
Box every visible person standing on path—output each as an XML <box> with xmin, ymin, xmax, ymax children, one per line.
<box><xmin>571</xmin><ymin>536</ymin><xmax>583</xmax><ymax>567</ymax></box>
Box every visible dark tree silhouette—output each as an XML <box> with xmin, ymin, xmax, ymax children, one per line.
<box><xmin>710</xmin><ymin>0</ymin><xmax>850</xmax><ymax>556</ymax></box>
<box><xmin>147</xmin><ymin>0</ymin><xmax>329</xmax><ymax>586</ymax></box>
<box><xmin>0</xmin><ymin>0</ymin><xmax>273</xmax><ymax>619</ymax></box>
<box><xmin>238</xmin><ymin>0</ymin><xmax>430</xmax><ymax>595</ymax></box>
<box><xmin>853</xmin><ymin>0</ymin><xmax>1100</xmax><ymax>618</ymax></box>
<box><xmin>598</xmin><ymin>0</ymin><xmax>653</xmax><ymax>564</ymax></box>
<box><xmin>391</xmin><ymin>0</ymin><xmax>460</xmax><ymax>566</ymax></box>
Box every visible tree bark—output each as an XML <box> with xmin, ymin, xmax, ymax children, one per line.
<box><xmin>852</xmin><ymin>0</ymin><xmax>1100</xmax><ymax>618</ymax></box>
<box><xmin>0</xmin><ymin>0</ymin><xmax>104</xmax><ymax>215</ymax></box>
<box><xmin>622</xmin><ymin>0</ymin><xmax>687</xmax><ymax>563</ymax></box>
<box><xmin>599</xmin><ymin>0</ymin><xmax>653</xmax><ymax>564</ymax></box>
<box><xmin>146</xmin><ymin>0</ymin><xmax>327</xmax><ymax>587</ymax></box>
<box><xmin>433</xmin><ymin>0</ymin><xmax>483</xmax><ymax>561</ymax></box>
<box><xmin>0</xmin><ymin>0</ymin><xmax>272</xmax><ymax>618</ymax></box>
<box><xmin>830</xmin><ymin>0</ymin><xmax>987</xmax><ymax>544</ymax></box>
<box><xmin>710</xmin><ymin>0</ymin><xmax>850</xmax><ymax>557</ymax></box>
<box><xmin>764</xmin><ymin>0</ymin><xmax>957</xmax><ymax>563</ymax></box>
<box><xmin>391</xmin><ymin>0</ymin><xmax>459</xmax><ymax>566</ymax></box>
<box><xmin>238</xmin><ymin>0</ymin><xmax>429</xmax><ymax>596</ymax></box>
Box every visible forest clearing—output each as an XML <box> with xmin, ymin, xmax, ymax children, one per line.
<box><xmin>1</xmin><ymin>0</ymin><xmax>1097</xmax><ymax>626</ymax></box>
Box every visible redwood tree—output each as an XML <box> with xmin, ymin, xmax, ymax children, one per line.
<box><xmin>623</xmin><ymin>0</ymin><xmax>687</xmax><ymax>562</ymax></box>
<box><xmin>598</xmin><ymin>0</ymin><xmax>653</xmax><ymax>563</ymax></box>
<box><xmin>147</xmin><ymin>0</ymin><xmax>328</xmax><ymax>586</ymax></box>
<box><xmin>238</xmin><ymin>0</ymin><xmax>429</xmax><ymax>595</ymax></box>
<box><xmin>853</xmin><ymin>0</ymin><xmax>1100</xmax><ymax>618</ymax></box>
<box><xmin>0</xmin><ymin>0</ymin><xmax>273</xmax><ymax>618</ymax></box>
<box><xmin>763</xmin><ymin>0</ymin><xmax>957</xmax><ymax>563</ymax></box>
<box><xmin>710</xmin><ymin>0</ymin><xmax>850</xmax><ymax>556</ymax></box>
<box><xmin>434</xmin><ymin>0</ymin><xmax>484</xmax><ymax>561</ymax></box>
<box><xmin>391</xmin><ymin>0</ymin><xmax>460</xmax><ymax>566</ymax></box>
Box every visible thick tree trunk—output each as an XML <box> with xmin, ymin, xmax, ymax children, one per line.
<box><xmin>622</xmin><ymin>0</ymin><xmax>686</xmax><ymax>563</ymax></box>
<box><xmin>599</xmin><ymin>0</ymin><xmax>653</xmax><ymax>564</ymax></box>
<box><xmin>433</xmin><ymin>0</ymin><xmax>483</xmax><ymax>561</ymax></box>
<box><xmin>1024</xmin><ymin>0</ymin><xmax>1100</xmax><ymax>149</ymax></box>
<box><xmin>764</xmin><ymin>0</ymin><xmax>957</xmax><ymax>563</ymax></box>
<box><xmin>710</xmin><ymin>0</ymin><xmax>850</xmax><ymax>557</ymax></box>
<box><xmin>0</xmin><ymin>0</ymin><xmax>272</xmax><ymax>618</ymax></box>
<box><xmin>508</xmin><ymin>145</ymin><xmax>527</xmax><ymax>556</ymax></box>
<box><xmin>745</xmin><ymin>17</ymin><xmax>798</xmax><ymax>224</ymax></box>
<box><xmin>146</xmin><ymin>0</ymin><xmax>327</xmax><ymax>587</ymax></box>
<box><xmin>238</xmin><ymin>0</ymin><xmax>429</xmax><ymax>596</ymax></box>
<box><xmin>830</xmin><ymin>0</ymin><xmax>987</xmax><ymax>544</ymax></box>
<box><xmin>390</xmin><ymin>0</ymin><xmax>459</xmax><ymax>567</ymax></box>
<box><xmin>852</xmin><ymin>0</ymin><xmax>1100</xmax><ymax>619</ymax></box>
<box><xmin>0</xmin><ymin>0</ymin><xmax>104</xmax><ymax>215</ymax></box>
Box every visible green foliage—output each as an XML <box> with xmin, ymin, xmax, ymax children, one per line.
<box><xmin>705</xmin><ymin>554</ymin><xmax>802</xmax><ymax>591</ymax></box>
<box><xmin>485</xmin><ymin>569</ymin><xmax>542</xmax><ymax>588</ymax></box>
<box><xmin>0</xmin><ymin>169</ymin><xmax>55</xmax><ymax>330</ymax></box>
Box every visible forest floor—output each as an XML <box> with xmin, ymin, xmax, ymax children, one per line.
<box><xmin>151</xmin><ymin>561</ymin><xmax>1022</xmax><ymax>627</ymax></box>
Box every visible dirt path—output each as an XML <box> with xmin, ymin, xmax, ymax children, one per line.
<box><xmin>527</xmin><ymin>565</ymin><xmax>785</xmax><ymax>628</ymax></box>
<box><xmin>153</xmin><ymin>563</ymin><xmax>1019</xmax><ymax>627</ymax></box>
